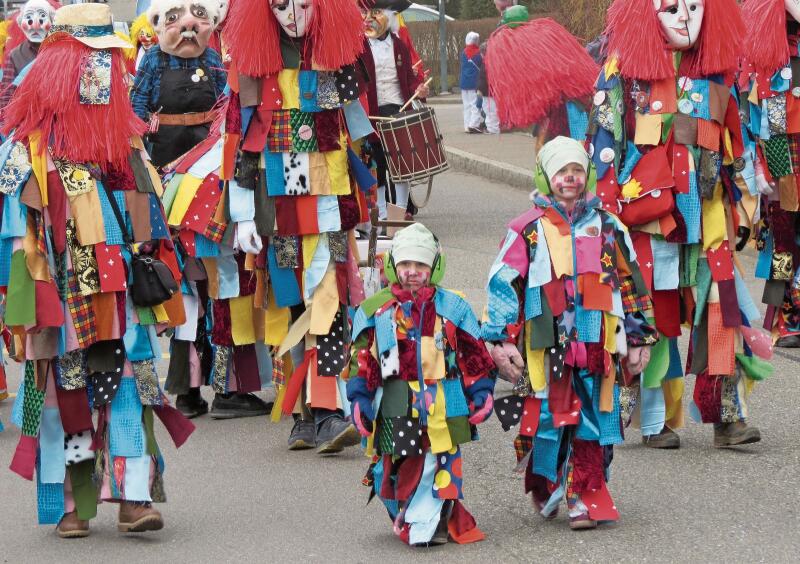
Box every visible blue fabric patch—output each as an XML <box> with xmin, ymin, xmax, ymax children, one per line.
<box><xmin>97</xmin><ymin>181</ymin><xmax>124</xmax><ymax>244</ymax></box>
<box><xmin>485</xmin><ymin>266</ymin><xmax>519</xmax><ymax>335</ymax></box>
<box><xmin>435</xmin><ymin>289</ymin><xmax>481</xmax><ymax>338</ymax></box>
<box><xmin>0</xmin><ymin>237</ymin><xmax>13</xmax><ymax>285</ymax></box>
<box><xmin>617</xmin><ymin>141</ymin><xmax>642</xmax><ymax>184</ymax></box>
<box><xmin>405</xmin><ymin>452</ymin><xmax>444</xmax><ymax>545</ymax></box>
<box><xmin>351</xmin><ymin>307</ymin><xmax>375</xmax><ymax>339</ymax></box>
<box><xmin>676</xmin><ymin>174</ymin><xmax>702</xmax><ymax>244</ymax></box>
<box><xmin>216</xmin><ymin>253</ymin><xmax>240</xmax><ymax>300</ymax></box>
<box><xmin>665</xmin><ymin>337</ymin><xmax>684</xmax><ymax>380</ymax></box>
<box><xmin>1</xmin><ymin>190</ymin><xmax>27</xmax><ymax>238</ymax></box>
<box><xmin>375</xmin><ymin>307</ymin><xmax>397</xmax><ymax>355</ymax></box>
<box><xmin>342</xmin><ymin>100</ymin><xmax>374</xmax><ymax>141</ymax></box>
<box><xmin>11</xmin><ymin>377</ymin><xmax>25</xmax><ymax>427</ymax></box>
<box><xmin>734</xmin><ymin>267</ymin><xmax>761</xmax><ymax>323</ymax></box>
<box><xmin>347</xmin><ymin>147</ymin><xmax>377</xmax><ymax>192</ymax></box>
<box><xmin>228</xmin><ymin>178</ymin><xmax>255</xmax><ymax>222</ymax></box>
<box><xmin>596</xmin><ymin>379</ymin><xmax>622</xmax><ymax>446</ymax></box>
<box><xmin>317</xmin><ymin>196</ymin><xmax>341</xmax><ymax>233</ymax></box>
<box><xmin>443</xmin><ymin>379</ymin><xmax>469</xmax><ymax>418</ymax></box>
<box><xmin>592</xmin><ymin>127</ymin><xmax>616</xmax><ymax>180</ymax></box>
<box><xmin>241</xmin><ymin>106</ymin><xmax>255</xmax><ymax>136</ymax></box>
<box><xmin>256</xmin><ymin>341</ymin><xmax>274</xmax><ymax>389</ymax></box>
<box><xmin>39</xmin><ymin>407</ymin><xmax>66</xmax><ymax>484</ymax></box>
<box><xmin>566</xmin><ymin>101</ymin><xmax>589</xmax><ymax>141</ymax></box>
<box><xmin>651</xmin><ymin>238</ymin><xmax>680</xmax><ymax>290</ymax></box>
<box><xmin>299</xmin><ymin>70</ymin><xmax>322</xmax><ymax>113</ymax></box>
<box><xmin>755</xmin><ymin>234</ymin><xmax>773</xmax><ymax>280</ymax></box>
<box><xmin>264</xmin><ymin>151</ymin><xmax>286</xmax><ymax>196</ymax></box>
<box><xmin>525</xmin><ymin>284</ymin><xmax>542</xmax><ymax>320</ymax></box>
<box><xmin>576</xmin><ymin>305</ymin><xmax>601</xmax><ymax>343</ymax></box>
<box><xmin>267</xmin><ymin>243</ymin><xmax>302</xmax><ymax>307</ymax></box>
<box><xmin>37</xmin><ymin>462</ymin><xmax>65</xmax><ymax>525</ymax></box>
<box><xmin>148</xmin><ymin>193</ymin><xmax>169</xmax><ymax>239</ymax></box>
<box><xmin>123</xmin><ymin>454</ymin><xmax>152</xmax><ymax>502</ymax></box>
<box><xmin>748</xmin><ymin>101</ymin><xmax>763</xmax><ymax>138</ymax></box>
<box><xmin>770</xmin><ymin>66</ymin><xmax>790</xmax><ymax>93</ymax></box>
<box><xmin>532</xmin><ymin>400</ymin><xmax>561</xmax><ymax>482</ymax></box>
<box><xmin>194</xmin><ymin>233</ymin><xmax>221</xmax><ymax>258</ymax></box>
<box><xmin>640</xmin><ymin>375</ymin><xmax>666</xmax><ymax>437</ymax></box>
<box><xmin>371</xmin><ymin>450</ymin><xmax>399</xmax><ymax>519</ymax></box>
<box><xmin>109</xmin><ymin>378</ymin><xmax>144</xmax><ymax>457</ymax></box>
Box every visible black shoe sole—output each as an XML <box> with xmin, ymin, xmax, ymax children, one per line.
<box><xmin>288</xmin><ymin>439</ymin><xmax>316</xmax><ymax>451</ymax></box>
<box><xmin>316</xmin><ymin>425</ymin><xmax>360</xmax><ymax>454</ymax></box>
<box><xmin>209</xmin><ymin>408</ymin><xmax>270</xmax><ymax>419</ymax></box>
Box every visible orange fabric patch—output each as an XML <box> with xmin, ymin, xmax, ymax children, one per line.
<box><xmin>91</xmin><ymin>292</ymin><xmax>116</xmax><ymax>341</ymax></box>
<box><xmin>649</xmin><ymin>78</ymin><xmax>679</xmax><ymax>115</ymax></box>
<box><xmin>706</xmin><ymin>302</ymin><xmax>735</xmax><ymax>375</ymax></box>
<box><xmin>295</xmin><ymin>196</ymin><xmax>320</xmax><ymax>234</ymax></box>
<box><xmin>580</xmin><ymin>274</ymin><xmax>613</xmax><ymax>311</ymax></box>
<box><xmin>696</xmin><ymin>119</ymin><xmax>720</xmax><ymax>152</ymax></box>
<box><xmin>787</xmin><ymin>92</ymin><xmax>800</xmax><ymax>134</ymax></box>
<box><xmin>448</xmin><ymin>522</ymin><xmax>485</xmax><ymax>544</ymax></box>
<box><xmin>308</xmin><ymin>351</ymin><xmax>338</xmax><ymax>410</ymax></box>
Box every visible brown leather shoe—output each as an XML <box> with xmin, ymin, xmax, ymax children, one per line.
<box><xmin>642</xmin><ymin>426</ymin><xmax>681</xmax><ymax>449</ymax></box>
<box><xmin>56</xmin><ymin>511</ymin><xmax>90</xmax><ymax>539</ymax></box>
<box><xmin>117</xmin><ymin>502</ymin><xmax>164</xmax><ymax>533</ymax></box>
<box><xmin>713</xmin><ymin>421</ymin><xmax>761</xmax><ymax>448</ymax></box>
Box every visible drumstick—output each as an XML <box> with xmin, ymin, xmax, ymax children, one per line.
<box><xmin>369</xmin><ymin>116</ymin><xmax>396</xmax><ymax>121</ymax></box>
<box><xmin>412</xmin><ymin>60</ymin><xmax>423</xmax><ymax>70</ymax></box>
<box><xmin>399</xmin><ymin>78</ymin><xmax>433</xmax><ymax>113</ymax></box>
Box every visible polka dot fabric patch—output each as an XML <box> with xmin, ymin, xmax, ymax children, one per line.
<box><xmin>391</xmin><ymin>416</ymin><xmax>423</xmax><ymax>457</ymax></box>
<box><xmin>317</xmin><ymin>311</ymin><xmax>347</xmax><ymax>377</ymax></box>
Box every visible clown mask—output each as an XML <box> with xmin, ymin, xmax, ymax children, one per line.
<box><xmin>271</xmin><ymin>0</ymin><xmax>313</xmax><ymax>38</ymax></box>
<box><xmin>653</xmin><ymin>0</ymin><xmax>704</xmax><ymax>50</ymax></box>
<box><xmin>787</xmin><ymin>0</ymin><xmax>800</xmax><ymax>22</ymax></box>
<box><xmin>149</xmin><ymin>0</ymin><xmax>218</xmax><ymax>58</ymax></box>
<box><xmin>17</xmin><ymin>0</ymin><xmax>54</xmax><ymax>44</ymax></box>
<box><xmin>364</xmin><ymin>8</ymin><xmax>391</xmax><ymax>39</ymax></box>
<box><xmin>138</xmin><ymin>28</ymin><xmax>157</xmax><ymax>49</ymax></box>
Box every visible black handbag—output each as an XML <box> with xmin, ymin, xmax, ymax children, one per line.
<box><xmin>102</xmin><ymin>182</ymin><xmax>178</xmax><ymax>307</ymax></box>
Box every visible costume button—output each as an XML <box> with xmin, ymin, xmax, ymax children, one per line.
<box><xmin>303</xmin><ymin>92</ymin><xmax>313</xmax><ymax>99</ymax></box>
<box><xmin>733</xmin><ymin>157</ymin><xmax>746</xmax><ymax>172</ymax></box>
<box><xmin>781</xmin><ymin>67</ymin><xmax>793</xmax><ymax>80</ymax></box>
<box><xmin>588</xmin><ymin>143</ymin><xmax>595</xmax><ymax>157</ymax></box>
<box><xmin>593</xmin><ymin>91</ymin><xmax>606</xmax><ymax>106</ymax></box>
<box><xmin>196</xmin><ymin>69</ymin><xmax>205</xmax><ymax>77</ymax></box>
<box><xmin>678</xmin><ymin>99</ymin><xmax>694</xmax><ymax>114</ymax></box>
<box><xmin>651</xmin><ymin>100</ymin><xmax>663</xmax><ymax>112</ymax></box>
<box><xmin>599</xmin><ymin>147</ymin><xmax>615</xmax><ymax>163</ymax></box>
<box><xmin>191</xmin><ymin>74</ymin><xmax>200</xmax><ymax>83</ymax></box>
<box><xmin>792</xmin><ymin>87</ymin><xmax>800</xmax><ymax>98</ymax></box>
<box><xmin>678</xmin><ymin>77</ymin><xmax>693</xmax><ymax>91</ymax></box>
<box><xmin>691</xmin><ymin>92</ymin><xmax>703</xmax><ymax>103</ymax></box>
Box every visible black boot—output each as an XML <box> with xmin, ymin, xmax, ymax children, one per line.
<box><xmin>209</xmin><ymin>392</ymin><xmax>272</xmax><ymax>419</ymax></box>
<box><xmin>175</xmin><ymin>387</ymin><xmax>208</xmax><ymax>419</ymax></box>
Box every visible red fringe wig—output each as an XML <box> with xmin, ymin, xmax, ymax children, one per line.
<box><xmin>606</xmin><ymin>0</ymin><xmax>744</xmax><ymax>81</ymax></box>
<box><xmin>224</xmin><ymin>0</ymin><xmax>363</xmax><ymax>78</ymax></box>
<box><xmin>486</xmin><ymin>18</ymin><xmax>599</xmax><ymax>129</ymax></box>
<box><xmin>2</xmin><ymin>36</ymin><xmax>145</xmax><ymax>167</ymax></box>
<box><xmin>741</xmin><ymin>0</ymin><xmax>789</xmax><ymax>77</ymax></box>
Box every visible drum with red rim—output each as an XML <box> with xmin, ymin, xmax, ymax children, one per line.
<box><xmin>375</xmin><ymin>106</ymin><xmax>449</xmax><ymax>183</ymax></box>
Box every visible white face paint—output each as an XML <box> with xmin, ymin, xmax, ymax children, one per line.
<box><xmin>652</xmin><ymin>0</ymin><xmax>705</xmax><ymax>50</ymax></box>
<box><xmin>787</xmin><ymin>0</ymin><xmax>800</xmax><ymax>23</ymax></box>
<box><xmin>271</xmin><ymin>0</ymin><xmax>312</xmax><ymax>38</ymax></box>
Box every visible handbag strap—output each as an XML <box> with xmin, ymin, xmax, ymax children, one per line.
<box><xmin>100</xmin><ymin>181</ymin><xmax>133</xmax><ymax>248</ymax></box>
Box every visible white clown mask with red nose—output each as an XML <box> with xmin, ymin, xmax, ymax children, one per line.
<box><xmin>787</xmin><ymin>0</ymin><xmax>800</xmax><ymax>22</ymax></box>
<box><xmin>17</xmin><ymin>0</ymin><xmax>55</xmax><ymax>44</ymax></box>
<box><xmin>148</xmin><ymin>0</ymin><xmax>220</xmax><ymax>58</ymax></box>
<box><xmin>653</xmin><ymin>0</ymin><xmax>705</xmax><ymax>50</ymax></box>
<box><xmin>271</xmin><ymin>0</ymin><xmax>313</xmax><ymax>38</ymax></box>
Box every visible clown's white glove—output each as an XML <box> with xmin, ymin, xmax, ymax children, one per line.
<box><xmin>755</xmin><ymin>173</ymin><xmax>774</xmax><ymax>196</ymax></box>
<box><xmin>235</xmin><ymin>220</ymin><xmax>262</xmax><ymax>255</ymax></box>
<box><xmin>490</xmin><ymin>342</ymin><xmax>525</xmax><ymax>384</ymax></box>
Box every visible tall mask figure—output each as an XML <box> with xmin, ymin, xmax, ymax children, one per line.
<box><xmin>589</xmin><ymin>0</ymin><xmax>771</xmax><ymax>452</ymax></box>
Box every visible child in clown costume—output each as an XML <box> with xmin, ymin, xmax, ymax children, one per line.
<box><xmin>740</xmin><ymin>0</ymin><xmax>800</xmax><ymax>349</ymax></box>
<box><xmin>485</xmin><ymin>137</ymin><xmax>657</xmax><ymax>530</ymax></box>
<box><xmin>347</xmin><ymin>223</ymin><xmax>495</xmax><ymax>546</ymax></box>
<box><xmin>161</xmin><ymin>0</ymin><xmax>374</xmax><ymax>453</ymax></box>
<box><xmin>2</xmin><ymin>3</ymin><xmax>194</xmax><ymax>538</ymax></box>
<box><xmin>589</xmin><ymin>0</ymin><xmax>773</xmax><ymax>450</ymax></box>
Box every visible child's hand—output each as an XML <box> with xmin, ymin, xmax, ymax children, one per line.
<box><xmin>468</xmin><ymin>394</ymin><xmax>494</xmax><ymax>425</ymax></box>
<box><xmin>626</xmin><ymin>346</ymin><xmax>651</xmax><ymax>375</ymax></box>
<box><xmin>491</xmin><ymin>342</ymin><xmax>525</xmax><ymax>383</ymax></box>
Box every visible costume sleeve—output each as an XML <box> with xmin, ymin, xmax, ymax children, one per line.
<box><xmin>454</xmin><ymin>325</ymin><xmax>496</xmax><ymax>390</ymax></box>
<box><xmin>482</xmin><ymin>229</ymin><xmax>527</xmax><ymax>343</ymax></box>
<box><xmin>130</xmin><ymin>53</ymin><xmax>156</xmax><ymax>121</ymax></box>
<box><xmin>0</xmin><ymin>57</ymin><xmax>19</xmax><ymax>111</ymax></box>
<box><xmin>345</xmin><ymin>327</ymin><xmax>380</xmax><ymax>403</ymax></box>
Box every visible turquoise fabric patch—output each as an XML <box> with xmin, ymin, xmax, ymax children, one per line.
<box><xmin>11</xmin><ymin>377</ymin><xmax>25</xmax><ymax>427</ymax></box>
<box><xmin>194</xmin><ymin>233</ymin><xmax>221</xmax><ymax>258</ymax></box>
<box><xmin>39</xmin><ymin>407</ymin><xmax>66</xmax><ymax>484</ymax></box>
<box><xmin>442</xmin><ymin>379</ymin><xmax>469</xmax><ymax>418</ymax></box>
<box><xmin>37</xmin><ymin>462</ymin><xmax>65</xmax><ymax>525</ymax></box>
<box><xmin>532</xmin><ymin>400</ymin><xmax>561</xmax><ymax>483</ymax></box>
<box><xmin>755</xmin><ymin>234</ymin><xmax>773</xmax><ymax>280</ymax></box>
<box><xmin>267</xmin><ymin>244</ymin><xmax>302</xmax><ymax>307</ymax></box>
<box><xmin>435</xmin><ymin>289</ymin><xmax>481</xmax><ymax>338</ymax></box>
<box><xmin>109</xmin><ymin>378</ymin><xmax>144</xmax><ymax>458</ymax></box>
<box><xmin>0</xmin><ymin>237</ymin><xmax>13</xmax><ymax>286</ymax></box>
<box><xmin>97</xmin><ymin>181</ymin><xmax>124</xmax><ymax>244</ymax></box>
<box><xmin>299</xmin><ymin>70</ymin><xmax>322</xmax><ymax>113</ymax></box>
<box><xmin>375</xmin><ymin>307</ymin><xmax>397</xmax><ymax>355</ymax></box>
<box><xmin>566</xmin><ymin>101</ymin><xmax>589</xmax><ymax>141</ymax></box>
<box><xmin>484</xmin><ymin>266</ymin><xmax>520</xmax><ymax>341</ymax></box>
<box><xmin>676</xmin><ymin>174</ymin><xmax>701</xmax><ymax>244</ymax></box>
<box><xmin>576</xmin><ymin>305</ymin><xmax>601</xmax><ymax>343</ymax></box>
<box><xmin>525</xmin><ymin>284</ymin><xmax>542</xmax><ymax>320</ymax></box>
<box><xmin>264</xmin><ymin>151</ymin><xmax>286</xmax><ymax>196</ymax></box>
<box><xmin>1</xmin><ymin>189</ymin><xmax>27</xmax><ymax>238</ymax></box>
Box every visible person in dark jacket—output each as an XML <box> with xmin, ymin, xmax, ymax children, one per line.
<box><xmin>459</xmin><ymin>31</ymin><xmax>483</xmax><ymax>133</ymax></box>
<box><xmin>360</xmin><ymin>0</ymin><xmax>428</xmax><ymax>220</ymax></box>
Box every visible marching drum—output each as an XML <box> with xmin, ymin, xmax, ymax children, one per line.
<box><xmin>375</xmin><ymin>105</ymin><xmax>449</xmax><ymax>208</ymax></box>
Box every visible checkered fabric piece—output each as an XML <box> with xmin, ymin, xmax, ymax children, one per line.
<box><xmin>203</xmin><ymin>218</ymin><xmax>227</xmax><ymax>244</ymax></box>
<box><xmin>620</xmin><ymin>277</ymin><xmax>651</xmax><ymax>313</ymax></box>
<box><xmin>514</xmin><ymin>434</ymin><xmax>533</xmax><ymax>463</ymax></box>
<box><xmin>268</xmin><ymin>110</ymin><xmax>293</xmax><ymax>153</ymax></box>
<box><xmin>788</xmin><ymin>133</ymin><xmax>800</xmax><ymax>172</ymax></box>
<box><xmin>66</xmin><ymin>270</ymin><xmax>97</xmax><ymax>348</ymax></box>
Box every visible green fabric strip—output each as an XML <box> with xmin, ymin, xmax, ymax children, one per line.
<box><xmin>68</xmin><ymin>460</ymin><xmax>98</xmax><ymax>521</ymax></box>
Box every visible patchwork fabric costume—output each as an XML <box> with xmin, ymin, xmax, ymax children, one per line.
<box><xmin>161</xmin><ymin>0</ymin><xmax>372</xmax><ymax>437</ymax></box>
<box><xmin>2</xmin><ymin>3</ymin><xmax>193</xmax><ymax>530</ymax></box>
<box><xmin>484</xmin><ymin>178</ymin><xmax>657</xmax><ymax>523</ymax></box>
<box><xmin>590</xmin><ymin>0</ymin><xmax>773</xmax><ymax>441</ymax></box>
<box><xmin>741</xmin><ymin>0</ymin><xmax>800</xmax><ymax>346</ymax></box>
<box><xmin>347</xmin><ymin>279</ymin><xmax>495</xmax><ymax>545</ymax></box>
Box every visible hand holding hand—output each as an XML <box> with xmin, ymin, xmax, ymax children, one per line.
<box><xmin>235</xmin><ymin>220</ymin><xmax>263</xmax><ymax>255</ymax></box>
<box><xmin>627</xmin><ymin>346</ymin><xmax>651</xmax><ymax>375</ymax></box>
<box><xmin>490</xmin><ymin>342</ymin><xmax>525</xmax><ymax>383</ymax></box>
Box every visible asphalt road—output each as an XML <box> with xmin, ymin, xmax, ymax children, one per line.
<box><xmin>1</xmin><ymin>171</ymin><xmax>798</xmax><ymax>563</ymax></box>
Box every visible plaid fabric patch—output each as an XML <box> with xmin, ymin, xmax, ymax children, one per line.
<box><xmin>66</xmin><ymin>269</ymin><xmax>97</xmax><ymax>348</ymax></box>
<box><xmin>788</xmin><ymin>133</ymin><xmax>800</xmax><ymax>172</ymax></box>
<box><xmin>620</xmin><ymin>277</ymin><xmax>651</xmax><ymax>313</ymax></box>
<box><xmin>36</xmin><ymin>215</ymin><xmax>47</xmax><ymax>257</ymax></box>
<box><xmin>203</xmin><ymin>218</ymin><xmax>227</xmax><ymax>244</ymax></box>
<box><xmin>272</xmin><ymin>356</ymin><xmax>286</xmax><ymax>386</ymax></box>
<box><xmin>268</xmin><ymin>110</ymin><xmax>293</xmax><ymax>153</ymax></box>
<box><xmin>514</xmin><ymin>434</ymin><xmax>533</xmax><ymax>463</ymax></box>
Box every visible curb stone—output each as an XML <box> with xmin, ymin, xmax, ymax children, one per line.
<box><xmin>444</xmin><ymin>146</ymin><xmax>532</xmax><ymax>191</ymax></box>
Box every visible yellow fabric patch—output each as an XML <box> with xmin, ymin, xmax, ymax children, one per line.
<box><xmin>309</xmin><ymin>152</ymin><xmax>332</xmax><ymax>195</ymax></box>
<box><xmin>604</xmin><ymin>57</ymin><xmax>619</xmax><ymax>80</ymax></box>
<box><xmin>427</xmin><ymin>382</ymin><xmax>453</xmax><ymax>453</ymax></box>
<box><xmin>603</xmin><ymin>313</ymin><xmax>618</xmax><ymax>354</ymax></box>
<box><xmin>310</xmin><ymin>269</ymin><xmax>339</xmax><ymax>335</ymax></box>
<box><xmin>621</xmin><ymin>178</ymin><xmax>643</xmax><ymax>200</ymax></box>
<box><xmin>29</xmin><ymin>131</ymin><xmax>47</xmax><ymax>206</ymax></box>
<box><xmin>421</xmin><ymin>336</ymin><xmax>446</xmax><ymax>380</ymax></box>
<box><xmin>230</xmin><ymin>295</ymin><xmax>256</xmax><ymax>345</ymax></box>
<box><xmin>525</xmin><ymin>324</ymin><xmax>546</xmax><ymax>392</ymax></box>
<box><xmin>303</xmin><ymin>233</ymin><xmax>319</xmax><ymax>270</ymax></box>
<box><xmin>663</xmin><ymin>377</ymin><xmax>685</xmax><ymax>429</ymax></box>
<box><xmin>701</xmin><ymin>183</ymin><xmax>726</xmax><ymax>250</ymax></box>
<box><xmin>541</xmin><ymin>218</ymin><xmax>573</xmax><ymax>278</ymax></box>
<box><xmin>634</xmin><ymin>112</ymin><xmax>662</xmax><ymax>146</ymax></box>
<box><xmin>70</xmin><ymin>190</ymin><xmax>106</xmax><ymax>246</ymax></box>
<box><xmin>167</xmin><ymin>174</ymin><xmax>203</xmax><ymax>226</ymax></box>
<box><xmin>152</xmin><ymin>303</ymin><xmax>169</xmax><ymax>323</ymax></box>
<box><xmin>278</xmin><ymin>69</ymin><xmax>301</xmax><ymax>109</ymax></box>
<box><xmin>325</xmin><ymin>144</ymin><xmax>350</xmax><ymax>195</ymax></box>
<box><xmin>435</xmin><ymin>469</ymin><xmax>452</xmax><ymax>489</ymax></box>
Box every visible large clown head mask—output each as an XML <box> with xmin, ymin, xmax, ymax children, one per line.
<box><xmin>18</xmin><ymin>0</ymin><xmax>55</xmax><ymax>44</ymax></box>
<box><xmin>653</xmin><ymin>0</ymin><xmax>704</xmax><ymax>50</ymax></box>
<box><xmin>148</xmin><ymin>0</ymin><xmax>220</xmax><ymax>58</ymax></box>
<box><xmin>363</xmin><ymin>8</ymin><xmax>391</xmax><ymax>38</ymax></box>
<box><xmin>270</xmin><ymin>0</ymin><xmax>313</xmax><ymax>38</ymax></box>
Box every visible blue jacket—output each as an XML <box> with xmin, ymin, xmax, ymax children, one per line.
<box><xmin>459</xmin><ymin>50</ymin><xmax>482</xmax><ymax>90</ymax></box>
<box><xmin>130</xmin><ymin>46</ymin><xmax>227</xmax><ymax>121</ymax></box>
